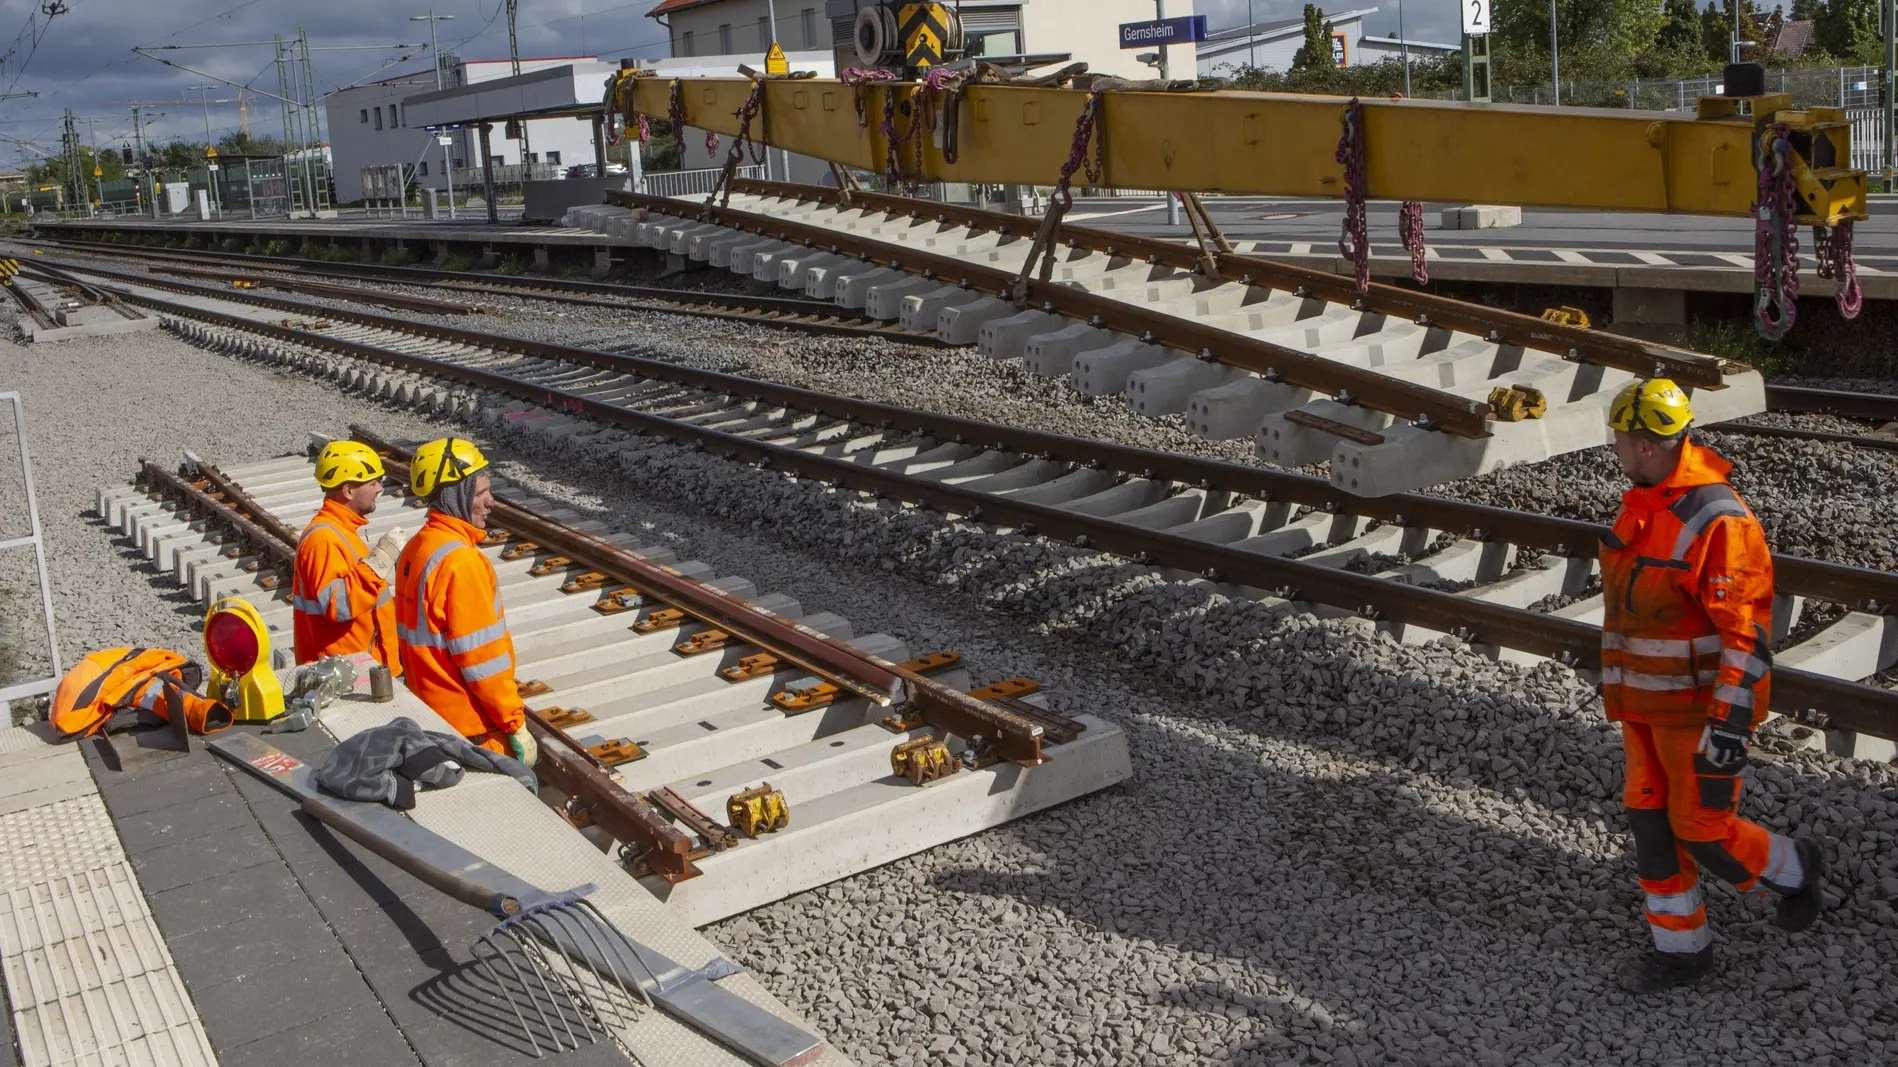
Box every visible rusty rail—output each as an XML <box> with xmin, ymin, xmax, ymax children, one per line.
<box><xmin>726</xmin><ymin>178</ymin><xmax>1734</xmax><ymax>389</ymax></box>
<box><xmin>603</xmin><ymin>190</ymin><xmax>1496</xmax><ymax>438</ymax></box>
<box><xmin>148</xmin><ymin>265</ymin><xmax>485</xmax><ymax>315</ymax></box>
<box><xmin>355</xmin><ymin>433</ymin><xmax>1048</xmax><ymax>766</ymax></box>
<box><xmin>70</xmin><ymin>271</ymin><xmax>1898</xmax><ymax>740</ymax></box>
<box><xmin>143</xmin><ymin>452</ymin><xmax>704</xmax><ymax>882</ymax></box>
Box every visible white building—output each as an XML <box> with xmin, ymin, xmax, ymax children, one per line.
<box><xmin>1195</xmin><ymin>8</ymin><xmax>1458</xmax><ymax>78</ymax></box>
<box><xmin>645</xmin><ymin>0</ymin><xmax>1198</xmax><ymax>81</ymax></box>
<box><xmin>325</xmin><ymin>55</ymin><xmax>619</xmax><ymax>202</ymax></box>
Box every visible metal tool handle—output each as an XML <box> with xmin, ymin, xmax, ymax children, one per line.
<box><xmin>301</xmin><ymin>793</ymin><xmax>521</xmax><ymax>917</ymax></box>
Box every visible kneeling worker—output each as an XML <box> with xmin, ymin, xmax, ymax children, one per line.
<box><xmin>294</xmin><ymin>440</ymin><xmax>402</xmax><ymax>672</ymax></box>
<box><xmin>394</xmin><ymin>437</ymin><xmax>536</xmax><ymax>766</ymax></box>
<box><xmin>1602</xmin><ymin>379</ymin><xmax>1824</xmax><ymax>992</ymax></box>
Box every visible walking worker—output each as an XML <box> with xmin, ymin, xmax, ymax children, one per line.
<box><xmin>1601</xmin><ymin>378</ymin><xmax>1824</xmax><ymax>991</ymax></box>
<box><xmin>293</xmin><ymin>440</ymin><xmax>402</xmax><ymax>671</ymax></box>
<box><xmin>393</xmin><ymin>437</ymin><xmax>536</xmax><ymax>766</ymax></box>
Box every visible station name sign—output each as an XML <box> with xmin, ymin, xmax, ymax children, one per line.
<box><xmin>1118</xmin><ymin>15</ymin><xmax>1210</xmax><ymax>48</ymax></box>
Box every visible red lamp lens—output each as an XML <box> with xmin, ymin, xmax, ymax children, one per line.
<box><xmin>205</xmin><ymin>612</ymin><xmax>260</xmax><ymax>673</ymax></box>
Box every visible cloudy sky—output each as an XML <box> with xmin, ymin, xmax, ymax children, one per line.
<box><xmin>0</xmin><ymin>0</ymin><xmax>1445</xmax><ymax>171</ymax></box>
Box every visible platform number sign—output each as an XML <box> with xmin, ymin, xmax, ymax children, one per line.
<box><xmin>1462</xmin><ymin>0</ymin><xmax>1491</xmax><ymax>36</ymax></box>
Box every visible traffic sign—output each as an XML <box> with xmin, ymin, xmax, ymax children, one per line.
<box><xmin>765</xmin><ymin>42</ymin><xmax>788</xmax><ymax>75</ymax></box>
<box><xmin>91</xmin><ymin>166</ymin><xmax>101</xmax><ymax>177</ymax></box>
<box><xmin>1461</xmin><ymin>0</ymin><xmax>1491</xmax><ymax>36</ymax></box>
<box><xmin>205</xmin><ymin>145</ymin><xmax>218</xmax><ymax>158</ymax></box>
<box><xmin>1118</xmin><ymin>14</ymin><xmax>1209</xmax><ymax>49</ymax></box>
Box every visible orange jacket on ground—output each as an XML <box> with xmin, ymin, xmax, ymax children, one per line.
<box><xmin>394</xmin><ymin>511</ymin><xmax>524</xmax><ymax>750</ymax></box>
<box><xmin>1599</xmin><ymin>438</ymin><xmax>1774</xmax><ymax>732</ymax></box>
<box><xmin>293</xmin><ymin>499</ymin><xmax>400</xmax><ymax>672</ymax></box>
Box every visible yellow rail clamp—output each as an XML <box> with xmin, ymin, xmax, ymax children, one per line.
<box><xmin>891</xmin><ymin>736</ymin><xmax>957</xmax><ymax>786</ymax></box>
<box><xmin>517</xmin><ymin>679</ymin><xmax>553</xmax><ymax>698</ymax></box>
<box><xmin>543</xmin><ymin>706</ymin><xmax>595</xmax><ymax>728</ymax></box>
<box><xmin>527</xmin><ymin>555</ymin><xmax>574</xmax><ymax>578</ymax></box>
<box><xmin>587</xmin><ymin>738</ymin><xmax>646</xmax><ymax>765</ymax></box>
<box><xmin>1487</xmin><ymin>384</ymin><xmax>1549</xmax><ymax>423</ymax></box>
<box><xmin>721</xmin><ymin>653</ymin><xmax>782</xmax><ymax>681</ymax></box>
<box><xmin>901</xmin><ymin>651</ymin><xmax>961</xmax><ymax>674</ymax></box>
<box><xmin>727</xmin><ymin>783</ymin><xmax>789</xmax><ymax>837</ymax></box>
<box><xmin>231</xmin><ymin>279</ymin><xmax>259</xmax><ymax>289</ymax></box>
<box><xmin>967</xmin><ymin>677</ymin><xmax>1041</xmax><ymax>701</ymax></box>
<box><xmin>499</xmin><ymin>539</ymin><xmax>540</xmax><ymax>560</ymax></box>
<box><xmin>674</xmin><ymin>628</ymin><xmax>734</xmax><ymax>656</ymax></box>
<box><xmin>632</xmin><ymin>607</ymin><xmax>689</xmax><ymax>633</ymax></box>
<box><xmin>772</xmin><ymin>679</ymin><xmax>839</xmax><ymax>713</ymax></box>
<box><xmin>485</xmin><ymin>529</ymin><xmax>515</xmax><ymax>545</ymax></box>
<box><xmin>560</xmin><ymin>571</ymin><xmax>611</xmax><ymax>594</ymax></box>
<box><xmin>592</xmin><ymin>587</ymin><xmax>642</xmax><ymax>614</ymax></box>
<box><xmin>1540</xmin><ymin>306</ymin><xmax>1591</xmax><ymax>328</ymax></box>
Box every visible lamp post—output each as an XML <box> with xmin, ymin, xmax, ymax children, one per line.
<box><xmin>411</xmin><ymin>11</ymin><xmax>457</xmax><ymax>218</ymax></box>
<box><xmin>1397</xmin><ymin>0</ymin><xmax>1411</xmax><ymax>97</ymax></box>
<box><xmin>1549</xmin><ymin>0</ymin><xmax>1560</xmax><ymax>106</ymax></box>
<box><xmin>188</xmin><ymin>85</ymin><xmax>221</xmax><ymax>214</ymax></box>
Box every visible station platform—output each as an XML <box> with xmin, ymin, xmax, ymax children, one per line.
<box><xmin>0</xmin><ymin>672</ymin><xmax>848</xmax><ymax>1067</ymax></box>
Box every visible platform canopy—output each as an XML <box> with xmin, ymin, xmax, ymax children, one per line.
<box><xmin>402</xmin><ymin>63</ymin><xmax>612</xmax><ymax>129</ymax></box>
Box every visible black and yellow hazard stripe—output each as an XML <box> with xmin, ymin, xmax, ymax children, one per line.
<box><xmin>0</xmin><ymin>258</ymin><xmax>17</xmax><ymax>286</ymax></box>
<box><xmin>897</xmin><ymin>3</ymin><xmax>949</xmax><ymax>69</ymax></box>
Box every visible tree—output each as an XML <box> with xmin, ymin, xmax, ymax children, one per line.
<box><xmin>1701</xmin><ymin>1</ymin><xmax>1733</xmax><ymax>60</ymax></box>
<box><xmin>1814</xmin><ymin>0</ymin><xmax>1879</xmax><ymax>61</ymax></box>
<box><xmin>1790</xmin><ymin>0</ymin><xmax>1818</xmax><ymax>19</ymax></box>
<box><xmin>1658</xmin><ymin>0</ymin><xmax>1703</xmax><ymax>49</ymax></box>
<box><xmin>216</xmin><ymin>132</ymin><xmax>288</xmax><ymax>158</ymax></box>
<box><xmin>1290</xmin><ymin>5</ymin><xmax>1335</xmax><ymax>72</ymax></box>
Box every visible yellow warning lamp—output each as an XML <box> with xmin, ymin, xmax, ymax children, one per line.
<box><xmin>204</xmin><ymin>595</ymin><xmax>285</xmax><ymax>722</ymax></box>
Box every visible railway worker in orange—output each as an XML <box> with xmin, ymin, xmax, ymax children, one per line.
<box><xmin>293</xmin><ymin>440</ymin><xmax>403</xmax><ymax>672</ymax></box>
<box><xmin>394</xmin><ymin>437</ymin><xmax>537</xmax><ymax>766</ymax></box>
<box><xmin>1602</xmin><ymin>378</ymin><xmax>1825</xmax><ymax>992</ymax></box>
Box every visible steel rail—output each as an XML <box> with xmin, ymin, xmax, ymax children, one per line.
<box><xmin>165</xmin><ymin>450</ymin><xmax>706</xmax><ymax>881</ymax></box>
<box><xmin>111</xmin><ymin>283</ymin><xmax>1898</xmax><ymax>739</ymax></box>
<box><xmin>603</xmin><ymin>190</ymin><xmax>1497</xmax><ymax>438</ymax></box>
<box><xmin>3</xmin><ymin>273</ymin><xmax>54</xmax><ymax>330</ymax></box>
<box><xmin>52</xmin><ymin>256</ymin><xmax>1898</xmax><ymax>614</ymax></box>
<box><xmin>1765</xmin><ymin>384</ymin><xmax>1898</xmax><ymax>423</ymax></box>
<box><xmin>352</xmin><ymin>432</ymin><xmax>1047</xmax><ymax>766</ymax></box>
<box><xmin>149</xmin><ymin>265</ymin><xmax>486</xmax><ymax>315</ymax></box>
<box><xmin>727</xmin><ymin>178</ymin><xmax>1734</xmax><ymax>389</ymax></box>
<box><xmin>20</xmin><ymin>235</ymin><xmax>950</xmax><ymax>346</ymax></box>
<box><xmin>1712</xmin><ymin>422</ymin><xmax>1898</xmax><ymax>453</ymax></box>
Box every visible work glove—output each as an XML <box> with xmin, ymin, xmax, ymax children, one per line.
<box><xmin>1699</xmin><ymin>722</ymin><xmax>1752</xmax><ymax>772</ymax></box>
<box><xmin>507</xmin><ymin>723</ymin><xmax>539</xmax><ymax>768</ymax></box>
<box><xmin>365</xmin><ymin>527</ymin><xmax>404</xmax><ymax>583</ymax></box>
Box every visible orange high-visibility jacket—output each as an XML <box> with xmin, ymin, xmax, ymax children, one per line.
<box><xmin>394</xmin><ymin>511</ymin><xmax>524</xmax><ymax>750</ymax></box>
<box><xmin>293</xmin><ymin>499</ymin><xmax>400</xmax><ymax>672</ymax></box>
<box><xmin>1599</xmin><ymin>439</ymin><xmax>1774</xmax><ymax>731</ymax></box>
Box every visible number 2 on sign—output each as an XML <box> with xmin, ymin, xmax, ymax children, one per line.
<box><xmin>1462</xmin><ymin>0</ymin><xmax>1490</xmax><ymax>35</ymax></box>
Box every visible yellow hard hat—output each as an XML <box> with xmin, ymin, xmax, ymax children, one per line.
<box><xmin>410</xmin><ymin>437</ymin><xmax>489</xmax><ymax>498</ymax></box>
<box><xmin>314</xmin><ymin>440</ymin><xmax>387</xmax><ymax>489</ymax></box>
<box><xmin>1608</xmin><ymin>378</ymin><xmax>1694</xmax><ymax>437</ymax></box>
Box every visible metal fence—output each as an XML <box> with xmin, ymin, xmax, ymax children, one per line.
<box><xmin>449</xmin><ymin>162</ymin><xmax>562</xmax><ymax>189</ymax></box>
<box><xmin>644</xmin><ymin>164</ymin><xmax>766</xmax><ymax>198</ymax></box>
<box><xmin>1426</xmin><ymin>65</ymin><xmax>1887</xmax><ymax>111</ymax></box>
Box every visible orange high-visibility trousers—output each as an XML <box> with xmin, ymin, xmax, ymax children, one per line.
<box><xmin>1623</xmin><ymin>720</ymin><xmax>1806</xmax><ymax>953</ymax></box>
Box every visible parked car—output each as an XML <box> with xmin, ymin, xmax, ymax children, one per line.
<box><xmin>565</xmin><ymin>163</ymin><xmax>629</xmax><ymax>179</ymax></box>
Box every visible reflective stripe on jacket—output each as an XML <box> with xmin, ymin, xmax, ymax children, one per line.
<box><xmin>1599</xmin><ymin>438</ymin><xmax>1774</xmax><ymax>729</ymax></box>
<box><xmin>292</xmin><ymin>499</ymin><xmax>399</xmax><ymax>672</ymax></box>
<box><xmin>394</xmin><ymin>511</ymin><xmax>524</xmax><ymax>748</ymax></box>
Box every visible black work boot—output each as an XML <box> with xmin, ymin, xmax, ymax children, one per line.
<box><xmin>1623</xmin><ymin>947</ymin><xmax>1715</xmax><ymax>993</ymax></box>
<box><xmin>1775</xmin><ymin>838</ymin><xmax>1828</xmax><ymax>933</ymax></box>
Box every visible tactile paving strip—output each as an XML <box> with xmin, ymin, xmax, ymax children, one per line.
<box><xmin>0</xmin><ymin>796</ymin><xmax>124</xmax><ymax>889</ymax></box>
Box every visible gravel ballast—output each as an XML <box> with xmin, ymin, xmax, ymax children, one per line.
<box><xmin>77</xmin><ymin>313</ymin><xmax>1898</xmax><ymax>1066</ymax></box>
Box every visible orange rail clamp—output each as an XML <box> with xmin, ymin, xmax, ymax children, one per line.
<box><xmin>967</xmin><ymin>677</ymin><xmax>1041</xmax><ymax>701</ymax></box>
<box><xmin>516</xmin><ymin>679</ymin><xmax>553</xmax><ymax>698</ymax></box>
<box><xmin>543</xmin><ymin>707</ymin><xmax>595</xmax><ymax>728</ymax></box>
<box><xmin>901</xmin><ymin>651</ymin><xmax>961</xmax><ymax>674</ymax></box>
<box><xmin>722</xmin><ymin>653</ymin><xmax>782</xmax><ymax>681</ymax></box>
<box><xmin>633</xmin><ymin>607</ymin><xmax>688</xmax><ymax>633</ymax></box>
<box><xmin>674</xmin><ymin>629</ymin><xmax>734</xmax><ymax>656</ymax></box>
<box><xmin>772</xmin><ymin>680</ymin><xmax>839</xmax><ymax>713</ymax></box>
<box><xmin>587</xmin><ymin>738</ymin><xmax>646</xmax><ymax>765</ymax></box>
<box><xmin>561</xmin><ymin>571</ymin><xmax>611</xmax><ymax>594</ymax></box>
<box><xmin>528</xmin><ymin>555</ymin><xmax>573</xmax><ymax>577</ymax></box>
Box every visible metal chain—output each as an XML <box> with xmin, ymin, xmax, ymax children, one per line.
<box><xmin>1753</xmin><ymin>124</ymin><xmax>1799</xmax><ymax>340</ymax></box>
<box><xmin>841</xmin><ymin>67</ymin><xmax>897</xmax><ymax>141</ymax></box>
<box><xmin>1389</xmin><ymin>93</ymin><xmax>1427</xmax><ymax>285</ymax></box>
<box><xmin>1336</xmin><ymin>98</ymin><xmax>1370</xmax><ymax>295</ymax></box>
<box><xmin>636</xmin><ymin>113</ymin><xmax>651</xmax><ymax>146</ymax></box>
<box><xmin>706</xmin><ymin>80</ymin><xmax>767</xmax><ymax>208</ymax></box>
<box><xmin>1815</xmin><ymin>220</ymin><xmax>1863</xmax><ymax>320</ymax></box>
<box><xmin>1052</xmin><ymin>90</ymin><xmax>1105</xmax><ymax>211</ymax></box>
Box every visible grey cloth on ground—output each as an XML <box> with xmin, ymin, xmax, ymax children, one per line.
<box><xmin>316</xmin><ymin>715</ymin><xmax>536</xmax><ymax>810</ymax></box>
<box><xmin>431</xmin><ymin>475</ymin><xmax>478</xmax><ymax>523</ymax></box>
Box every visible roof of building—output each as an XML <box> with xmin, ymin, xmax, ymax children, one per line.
<box><xmin>1198</xmin><ymin>6</ymin><xmax>1378</xmax><ymax>48</ymax></box>
<box><xmin>1770</xmin><ymin>18</ymin><xmax>1813</xmax><ymax>57</ymax></box>
<box><xmin>647</xmin><ymin>0</ymin><xmax>721</xmax><ymax>17</ymax></box>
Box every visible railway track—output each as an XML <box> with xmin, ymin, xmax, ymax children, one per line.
<box><xmin>99</xmin><ymin>443</ymin><xmax>1129</xmax><ymax>927</ymax></box>
<box><xmin>50</xmin><ymin>258</ymin><xmax>1898</xmax><ymax>760</ymax></box>
<box><xmin>29</xmin><ymin>235</ymin><xmax>1898</xmax><ymax>457</ymax></box>
<box><xmin>18</xmin><ymin>236</ymin><xmax>950</xmax><ymax>347</ymax></box>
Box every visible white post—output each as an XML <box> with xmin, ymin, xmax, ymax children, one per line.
<box><xmin>1156</xmin><ymin>0</ymin><xmax>1179</xmax><ymax>227</ymax></box>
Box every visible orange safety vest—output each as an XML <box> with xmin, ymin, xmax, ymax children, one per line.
<box><xmin>1599</xmin><ymin>438</ymin><xmax>1774</xmax><ymax>730</ymax></box>
<box><xmin>394</xmin><ymin>511</ymin><xmax>524</xmax><ymax>751</ymax></box>
<box><xmin>292</xmin><ymin>499</ymin><xmax>400</xmax><ymax>673</ymax></box>
<box><xmin>51</xmin><ymin>647</ymin><xmax>231</xmax><ymax>739</ymax></box>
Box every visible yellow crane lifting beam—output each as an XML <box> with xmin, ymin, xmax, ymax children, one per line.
<box><xmin>626</xmin><ymin>78</ymin><xmax>1865</xmax><ymax>225</ymax></box>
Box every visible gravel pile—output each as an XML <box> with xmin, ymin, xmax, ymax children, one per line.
<box><xmin>168</xmin><ymin>320</ymin><xmax>1898</xmax><ymax>1066</ymax></box>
